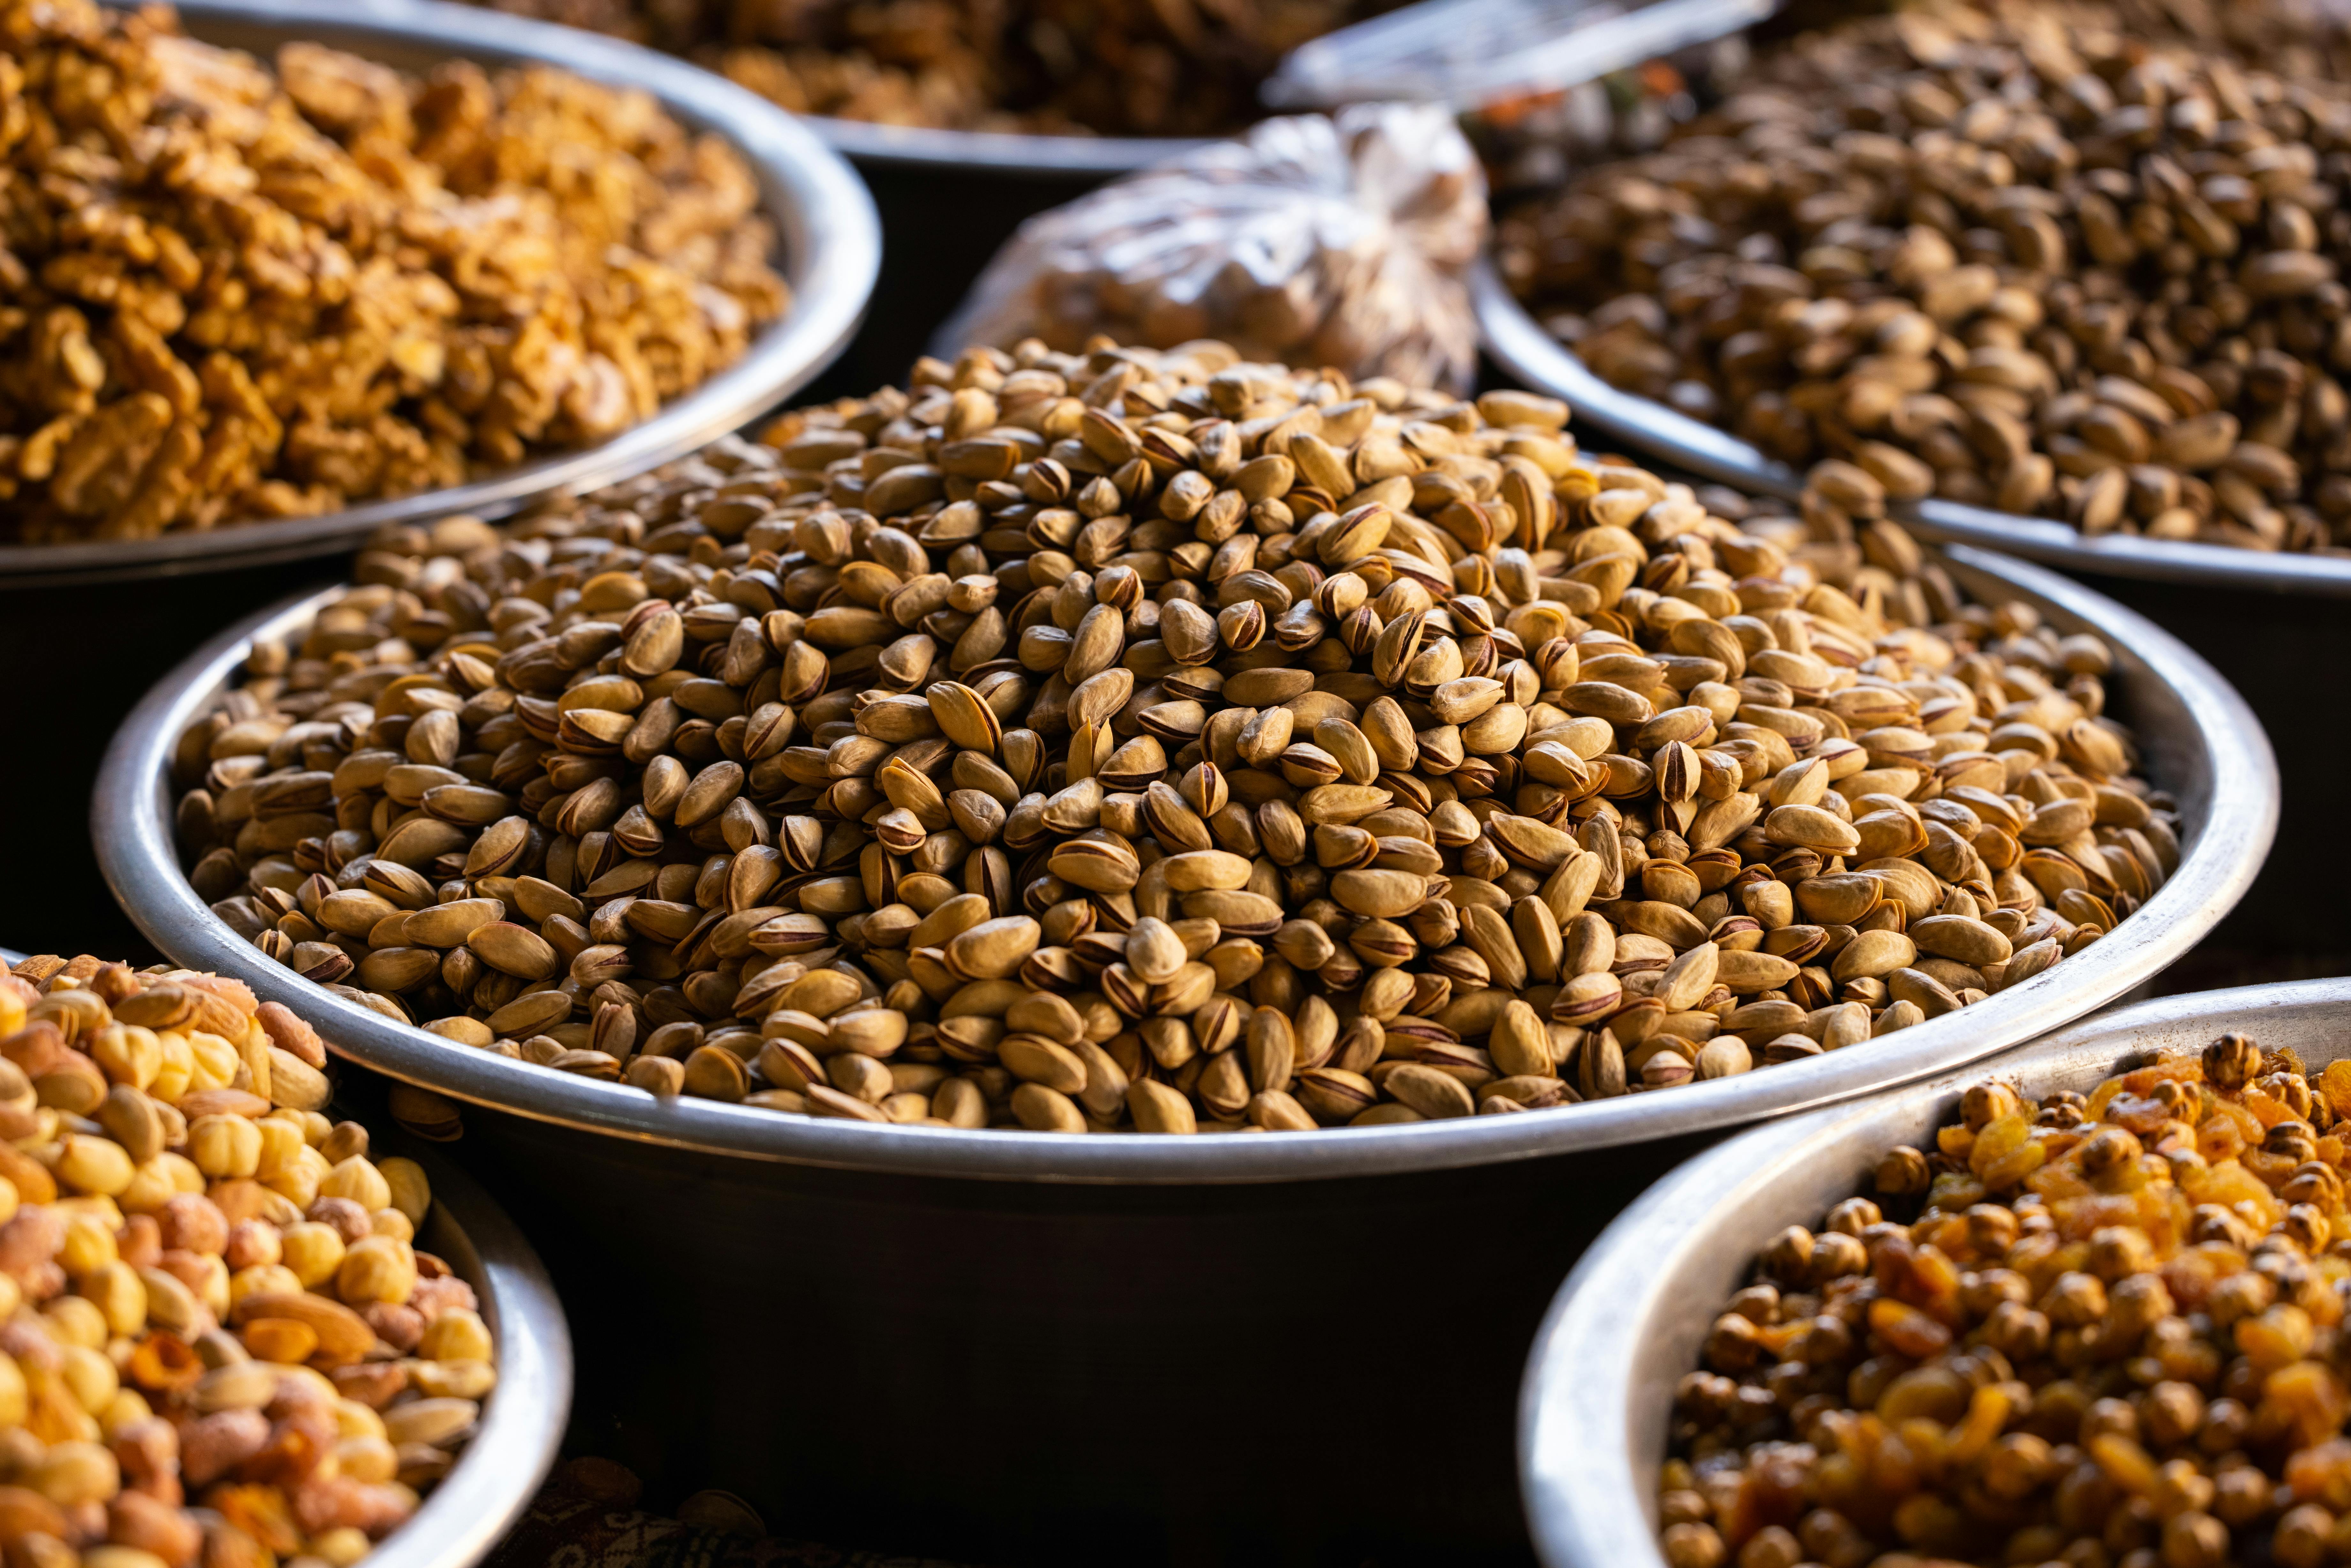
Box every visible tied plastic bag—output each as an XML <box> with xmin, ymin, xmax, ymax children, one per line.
<box><xmin>935</xmin><ymin>103</ymin><xmax>1489</xmax><ymax>392</ymax></box>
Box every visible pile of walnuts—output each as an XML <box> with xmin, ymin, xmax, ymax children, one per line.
<box><xmin>0</xmin><ymin>0</ymin><xmax>790</xmax><ymax>542</ymax></box>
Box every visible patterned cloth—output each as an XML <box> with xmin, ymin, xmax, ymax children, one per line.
<box><xmin>485</xmin><ymin>1463</ymin><xmax>983</xmax><ymax>1568</ymax></box>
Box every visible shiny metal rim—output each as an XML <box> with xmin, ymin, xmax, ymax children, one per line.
<box><xmin>1475</xmin><ymin>260</ymin><xmax>2351</xmax><ymax>597</ymax></box>
<box><xmin>0</xmin><ymin>0</ymin><xmax>880</xmax><ymax>589</ymax></box>
<box><xmin>95</xmin><ymin>548</ymin><xmax>2275</xmax><ymax>1184</ymax></box>
<box><xmin>808</xmin><ymin>115</ymin><xmax>1201</xmax><ymax>174</ymax></box>
<box><xmin>370</xmin><ymin>1144</ymin><xmax>573</xmax><ymax>1568</ymax></box>
<box><xmin>1517</xmin><ymin>977</ymin><xmax>2351</xmax><ymax>1568</ymax></box>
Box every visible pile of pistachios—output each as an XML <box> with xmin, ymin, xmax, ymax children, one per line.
<box><xmin>172</xmin><ymin>338</ymin><xmax>2177</xmax><ymax>1132</ymax></box>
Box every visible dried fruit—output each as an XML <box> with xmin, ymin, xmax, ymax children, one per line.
<box><xmin>1661</xmin><ymin>1029</ymin><xmax>2351</xmax><ymax>1568</ymax></box>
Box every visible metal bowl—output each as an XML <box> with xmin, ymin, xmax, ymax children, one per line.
<box><xmin>93</xmin><ymin>547</ymin><xmax>2273</xmax><ymax>1561</ymax></box>
<box><xmin>0</xmin><ymin>0</ymin><xmax>879</xmax><ymax>590</ymax></box>
<box><xmin>1519</xmin><ymin>976</ymin><xmax>2351</xmax><ymax>1568</ymax></box>
<box><xmin>95</xmin><ymin>544</ymin><xmax>2277</xmax><ymax>1179</ymax></box>
<box><xmin>1475</xmin><ymin>260</ymin><xmax>2351</xmax><ymax>597</ymax></box>
<box><xmin>808</xmin><ymin>117</ymin><xmax>1201</xmax><ymax>176</ymax></box>
<box><xmin>368</xmin><ymin>1138</ymin><xmax>573</xmax><ymax>1568</ymax></box>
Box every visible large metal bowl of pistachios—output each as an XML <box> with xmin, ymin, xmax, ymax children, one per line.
<box><xmin>1519</xmin><ymin>976</ymin><xmax>2351</xmax><ymax>1568</ymax></box>
<box><xmin>97</xmin><ymin>518</ymin><xmax>2270</xmax><ymax>1564</ymax></box>
<box><xmin>0</xmin><ymin>0</ymin><xmax>878</xmax><ymax>588</ymax></box>
<box><xmin>1476</xmin><ymin>265</ymin><xmax>2351</xmax><ymax>597</ymax></box>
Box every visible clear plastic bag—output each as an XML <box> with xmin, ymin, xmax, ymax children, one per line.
<box><xmin>935</xmin><ymin>103</ymin><xmax>1489</xmax><ymax>392</ymax></box>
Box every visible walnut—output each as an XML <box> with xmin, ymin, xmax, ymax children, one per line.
<box><xmin>0</xmin><ymin>0</ymin><xmax>792</xmax><ymax>542</ymax></box>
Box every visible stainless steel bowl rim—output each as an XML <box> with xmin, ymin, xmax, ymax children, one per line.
<box><xmin>97</xmin><ymin>547</ymin><xmax>2275</xmax><ymax>1185</ymax></box>
<box><xmin>1475</xmin><ymin>259</ymin><xmax>2351</xmax><ymax>597</ymax></box>
<box><xmin>369</xmin><ymin>1144</ymin><xmax>572</xmax><ymax>1568</ymax></box>
<box><xmin>1517</xmin><ymin>977</ymin><xmax>2351</xmax><ymax>1568</ymax></box>
<box><xmin>0</xmin><ymin>0</ymin><xmax>879</xmax><ymax>588</ymax></box>
<box><xmin>808</xmin><ymin>115</ymin><xmax>1204</xmax><ymax>173</ymax></box>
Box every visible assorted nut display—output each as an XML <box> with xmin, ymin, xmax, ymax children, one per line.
<box><xmin>1663</xmin><ymin>1033</ymin><xmax>2351</xmax><ymax>1568</ymax></box>
<box><xmin>1496</xmin><ymin>0</ymin><xmax>2351</xmax><ymax>552</ymax></box>
<box><xmin>0</xmin><ymin>0</ymin><xmax>789</xmax><ymax>543</ymax></box>
<box><xmin>0</xmin><ymin>952</ymin><xmax>496</xmax><ymax>1568</ymax></box>
<box><xmin>166</xmin><ymin>338</ymin><xmax>2180</xmax><ymax>1134</ymax></box>
<box><xmin>462</xmin><ymin>0</ymin><xmax>1382</xmax><ymax>136</ymax></box>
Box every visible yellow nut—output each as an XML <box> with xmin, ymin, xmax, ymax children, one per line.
<box><xmin>99</xmin><ymin>1387</ymin><xmax>152</xmax><ymax>1435</ymax></box>
<box><xmin>371</xmin><ymin>1207</ymin><xmax>414</xmax><ymax>1243</ymax></box>
<box><xmin>228</xmin><ymin>1263</ymin><xmax>304</xmax><ymax>1310</ymax></box>
<box><xmin>411</xmin><ymin>1358</ymin><xmax>497</xmax><ymax>1399</ymax></box>
<box><xmin>40</xmin><ymin>1397</ymin><xmax>100</xmax><ymax>1445</ymax></box>
<box><xmin>331</xmin><ymin>1398</ymin><xmax>387</xmax><ymax>1440</ymax></box>
<box><xmin>186</xmin><ymin>1031</ymin><xmax>239</xmax><ymax>1094</ymax></box>
<box><xmin>56</xmin><ymin>1194</ymin><xmax>123</xmax><ymax>1231</ymax></box>
<box><xmin>335</xmin><ymin>1235</ymin><xmax>416</xmax><ymax>1306</ymax></box>
<box><xmin>319</xmin><ymin>1155</ymin><xmax>392</xmax><ymax>1213</ymax></box>
<box><xmin>417</xmin><ymin>1308</ymin><xmax>492</xmax><ymax>1364</ymax></box>
<box><xmin>334</xmin><ymin>1434</ymin><xmax>398</xmax><ymax>1484</ymax></box>
<box><xmin>281</xmin><ymin>1222</ymin><xmax>347</xmax><ymax>1289</ymax></box>
<box><xmin>263</xmin><ymin>1147</ymin><xmax>324</xmax><ymax>1210</ymax></box>
<box><xmin>276</xmin><ymin>1365</ymin><xmax>338</xmax><ymax>1405</ymax></box>
<box><xmin>118</xmin><ymin>1156</ymin><xmax>178</xmax><ymax>1215</ymax></box>
<box><xmin>193</xmin><ymin>1254</ymin><xmax>230</xmax><ymax>1318</ymax></box>
<box><xmin>150</xmin><ymin>1032</ymin><xmax>192</xmax><ymax>1103</ymax></box>
<box><xmin>58</xmin><ymin>1213</ymin><xmax>119</xmax><ymax>1277</ymax></box>
<box><xmin>380</xmin><ymin>1397</ymin><xmax>478</xmax><ymax>1445</ymax></box>
<box><xmin>137</xmin><ymin>1265</ymin><xmax>205</xmax><ymax>1333</ymax></box>
<box><xmin>27</xmin><ymin>1439</ymin><xmax>117</xmax><ymax>1506</ymax></box>
<box><xmin>79</xmin><ymin>1261</ymin><xmax>147</xmax><ymax>1337</ymax></box>
<box><xmin>42</xmin><ymin>1294</ymin><xmax>108</xmax><ymax>1349</ymax></box>
<box><xmin>57</xmin><ymin>1133</ymin><xmax>135</xmax><ymax>1197</ymax></box>
<box><xmin>192</xmin><ymin>1361</ymin><xmax>279</xmax><ymax>1413</ymax></box>
<box><xmin>254</xmin><ymin>1117</ymin><xmax>305</xmax><ymax>1179</ymax></box>
<box><xmin>236</xmin><ymin>1030</ymin><xmax>272</xmax><ymax>1103</ymax></box>
<box><xmin>0</xmin><ymin>1351</ymin><xmax>27</xmax><ymax>1426</ymax></box>
<box><xmin>311</xmin><ymin>1528</ymin><xmax>372</xmax><ymax>1568</ymax></box>
<box><xmin>90</xmin><ymin>1024</ymin><xmax>162</xmax><ymax>1091</ymax></box>
<box><xmin>60</xmin><ymin>1343</ymin><xmax>119</xmax><ymax>1415</ymax></box>
<box><xmin>378</xmin><ymin>1157</ymin><xmax>431</xmax><ymax>1226</ymax></box>
<box><xmin>188</xmin><ymin>1114</ymin><xmax>262</xmax><ymax>1179</ymax></box>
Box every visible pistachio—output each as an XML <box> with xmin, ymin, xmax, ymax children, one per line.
<box><xmin>174</xmin><ymin>338</ymin><xmax>2168</xmax><ymax>1132</ymax></box>
<box><xmin>1501</xmin><ymin>0</ymin><xmax>2351</xmax><ymax>554</ymax></box>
